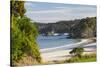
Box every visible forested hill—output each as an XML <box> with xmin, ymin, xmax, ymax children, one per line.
<box><xmin>70</xmin><ymin>17</ymin><xmax>96</xmax><ymax>38</ymax></box>
<box><xmin>36</xmin><ymin>17</ymin><xmax>96</xmax><ymax>38</ymax></box>
<box><xmin>36</xmin><ymin>19</ymin><xmax>80</xmax><ymax>34</ymax></box>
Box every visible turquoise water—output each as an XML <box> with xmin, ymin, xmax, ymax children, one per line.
<box><xmin>37</xmin><ymin>35</ymin><xmax>80</xmax><ymax>49</ymax></box>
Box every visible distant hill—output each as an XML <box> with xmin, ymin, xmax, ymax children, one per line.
<box><xmin>36</xmin><ymin>19</ymin><xmax>80</xmax><ymax>33</ymax></box>
<box><xmin>36</xmin><ymin>17</ymin><xmax>96</xmax><ymax>38</ymax></box>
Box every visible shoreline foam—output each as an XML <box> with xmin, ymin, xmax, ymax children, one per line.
<box><xmin>40</xmin><ymin>39</ymin><xmax>92</xmax><ymax>52</ymax></box>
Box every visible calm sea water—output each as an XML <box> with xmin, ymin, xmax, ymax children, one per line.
<box><xmin>37</xmin><ymin>35</ymin><xmax>80</xmax><ymax>49</ymax></box>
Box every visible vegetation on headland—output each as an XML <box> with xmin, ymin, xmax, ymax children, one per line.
<box><xmin>69</xmin><ymin>17</ymin><xmax>96</xmax><ymax>38</ymax></box>
<box><xmin>36</xmin><ymin>17</ymin><xmax>96</xmax><ymax>38</ymax></box>
<box><xmin>36</xmin><ymin>20</ymin><xmax>80</xmax><ymax>34</ymax></box>
<box><xmin>11</xmin><ymin>1</ymin><xmax>41</xmax><ymax>66</ymax></box>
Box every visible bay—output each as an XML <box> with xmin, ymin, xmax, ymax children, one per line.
<box><xmin>37</xmin><ymin>35</ymin><xmax>80</xmax><ymax>49</ymax></box>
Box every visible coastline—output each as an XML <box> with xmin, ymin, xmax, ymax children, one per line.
<box><xmin>40</xmin><ymin>39</ymin><xmax>88</xmax><ymax>52</ymax></box>
<box><xmin>40</xmin><ymin>39</ymin><xmax>96</xmax><ymax>63</ymax></box>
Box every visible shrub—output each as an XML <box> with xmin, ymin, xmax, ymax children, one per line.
<box><xmin>70</xmin><ymin>47</ymin><xmax>84</xmax><ymax>58</ymax></box>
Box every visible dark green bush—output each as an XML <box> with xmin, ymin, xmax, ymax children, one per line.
<box><xmin>70</xmin><ymin>47</ymin><xmax>84</xmax><ymax>58</ymax></box>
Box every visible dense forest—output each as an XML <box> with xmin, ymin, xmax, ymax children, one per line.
<box><xmin>69</xmin><ymin>17</ymin><xmax>96</xmax><ymax>38</ymax></box>
<box><xmin>36</xmin><ymin>17</ymin><xmax>96</xmax><ymax>38</ymax></box>
<box><xmin>36</xmin><ymin>20</ymin><xmax>80</xmax><ymax>34</ymax></box>
<box><xmin>11</xmin><ymin>1</ymin><xmax>41</xmax><ymax>66</ymax></box>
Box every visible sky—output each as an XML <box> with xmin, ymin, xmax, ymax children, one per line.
<box><xmin>25</xmin><ymin>1</ymin><xmax>96</xmax><ymax>23</ymax></box>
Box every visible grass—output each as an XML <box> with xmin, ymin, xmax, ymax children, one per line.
<box><xmin>41</xmin><ymin>53</ymin><xmax>96</xmax><ymax>65</ymax></box>
<box><xmin>13</xmin><ymin>53</ymin><xmax>96</xmax><ymax>66</ymax></box>
<box><xmin>64</xmin><ymin>53</ymin><xmax>96</xmax><ymax>63</ymax></box>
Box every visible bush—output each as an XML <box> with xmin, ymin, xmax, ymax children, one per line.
<box><xmin>65</xmin><ymin>53</ymin><xmax>96</xmax><ymax>63</ymax></box>
<box><xmin>11</xmin><ymin>1</ymin><xmax>41</xmax><ymax>65</ymax></box>
<box><xmin>70</xmin><ymin>47</ymin><xmax>84</xmax><ymax>58</ymax></box>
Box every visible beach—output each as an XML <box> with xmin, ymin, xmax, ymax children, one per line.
<box><xmin>40</xmin><ymin>39</ymin><xmax>96</xmax><ymax>63</ymax></box>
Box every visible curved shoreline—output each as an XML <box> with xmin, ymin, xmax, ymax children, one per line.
<box><xmin>40</xmin><ymin>39</ymin><xmax>90</xmax><ymax>52</ymax></box>
<box><xmin>40</xmin><ymin>39</ymin><xmax>96</xmax><ymax>62</ymax></box>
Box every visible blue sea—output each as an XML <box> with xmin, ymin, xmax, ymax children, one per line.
<box><xmin>37</xmin><ymin>35</ymin><xmax>80</xmax><ymax>49</ymax></box>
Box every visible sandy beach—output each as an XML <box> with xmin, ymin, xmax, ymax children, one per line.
<box><xmin>40</xmin><ymin>39</ymin><xmax>96</xmax><ymax>63</ymax></box>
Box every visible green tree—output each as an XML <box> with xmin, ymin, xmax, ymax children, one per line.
<box><xmin>70</xmin><ymin>47</ymin><xmax>84</xmax><ymax>58</ymax></box>
<box><xmin>11</xmin><ymin>0</ymin><xmax>26</xmax><ymax>17</ymax></box>
<box><xmin>69</xmin><ymin>17</ymin><xmax>96</xmax><ymax>38</ymax></box>
<box><xmin>11</xmin><ymin>1</ymin><xmax>41</xmax><ymax>65</ymax></box>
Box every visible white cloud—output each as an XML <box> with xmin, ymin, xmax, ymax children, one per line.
<box><xmin>26</xmin><ymin>9</ymin><xmax>71</xmax><ymax>14</ymax></box>
<box><xmin>25</xmin><ymin>2</ymin><xmax>96</xmax><ymax>23</ymax></box>
<box><xmin>25</xmin><ymin>2</ymin><xmax>38</xmax><ymax>7</ymax></box>
<box><xmin>54</xmin><ymin>6</ymin><xmax>67</xmax><ymax>9</ymax></box>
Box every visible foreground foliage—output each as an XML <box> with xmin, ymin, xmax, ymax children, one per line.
<box><xmin>11</xmin><ymin>1</ymin><xmax>41</xmax><ymax>66</ymax></box>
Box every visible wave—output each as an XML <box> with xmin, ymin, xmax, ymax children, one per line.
<box><xmin>40</xmin><ymin>39</ymin><xmax>91</xmax><ymax>52</ymax></box>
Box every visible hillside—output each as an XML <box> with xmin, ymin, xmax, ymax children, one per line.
<box><xmin>36</xmin><ymin>17</ymin><xmax>96</xmax><ymax>38</ymax></box>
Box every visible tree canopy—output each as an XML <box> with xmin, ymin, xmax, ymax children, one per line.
<box><xmin>11</xmin><ymin>1</ymin><xmax>41</xmax><ymax>66</ymax></box>
<box><xmin>70</xmin><ymin>17</ymin><xmax>96</xmax><ymax>38</ymax></box>
<box><xmin>70</xmin><ymin>47</ymin><xmax>84</xmax><ymax>57</ymax></box>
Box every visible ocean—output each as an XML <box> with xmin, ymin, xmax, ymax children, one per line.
<box><xmin>37</xmin><ymin>35</ymin><xmax>80</xmax><ymax>49</ymax></box>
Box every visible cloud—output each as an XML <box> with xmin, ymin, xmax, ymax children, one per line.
<box><xmin>54</xmin><ymin>6</ymin><xmax>68</xmax><ymax>9</ymax></box>
<box><xmin>25</xmin><ymin>2</ymin><xmax>96</xmax><ymax>23</ymax></box>
<box><xmin>26</xmin><ymin>9</ymin><xmax>72</xmax><ymax>14</ymax></box>
<box><xmin>25</xmin><ymin>2</ymin><xmax>38</xmax><ymax>7</ymax></box>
